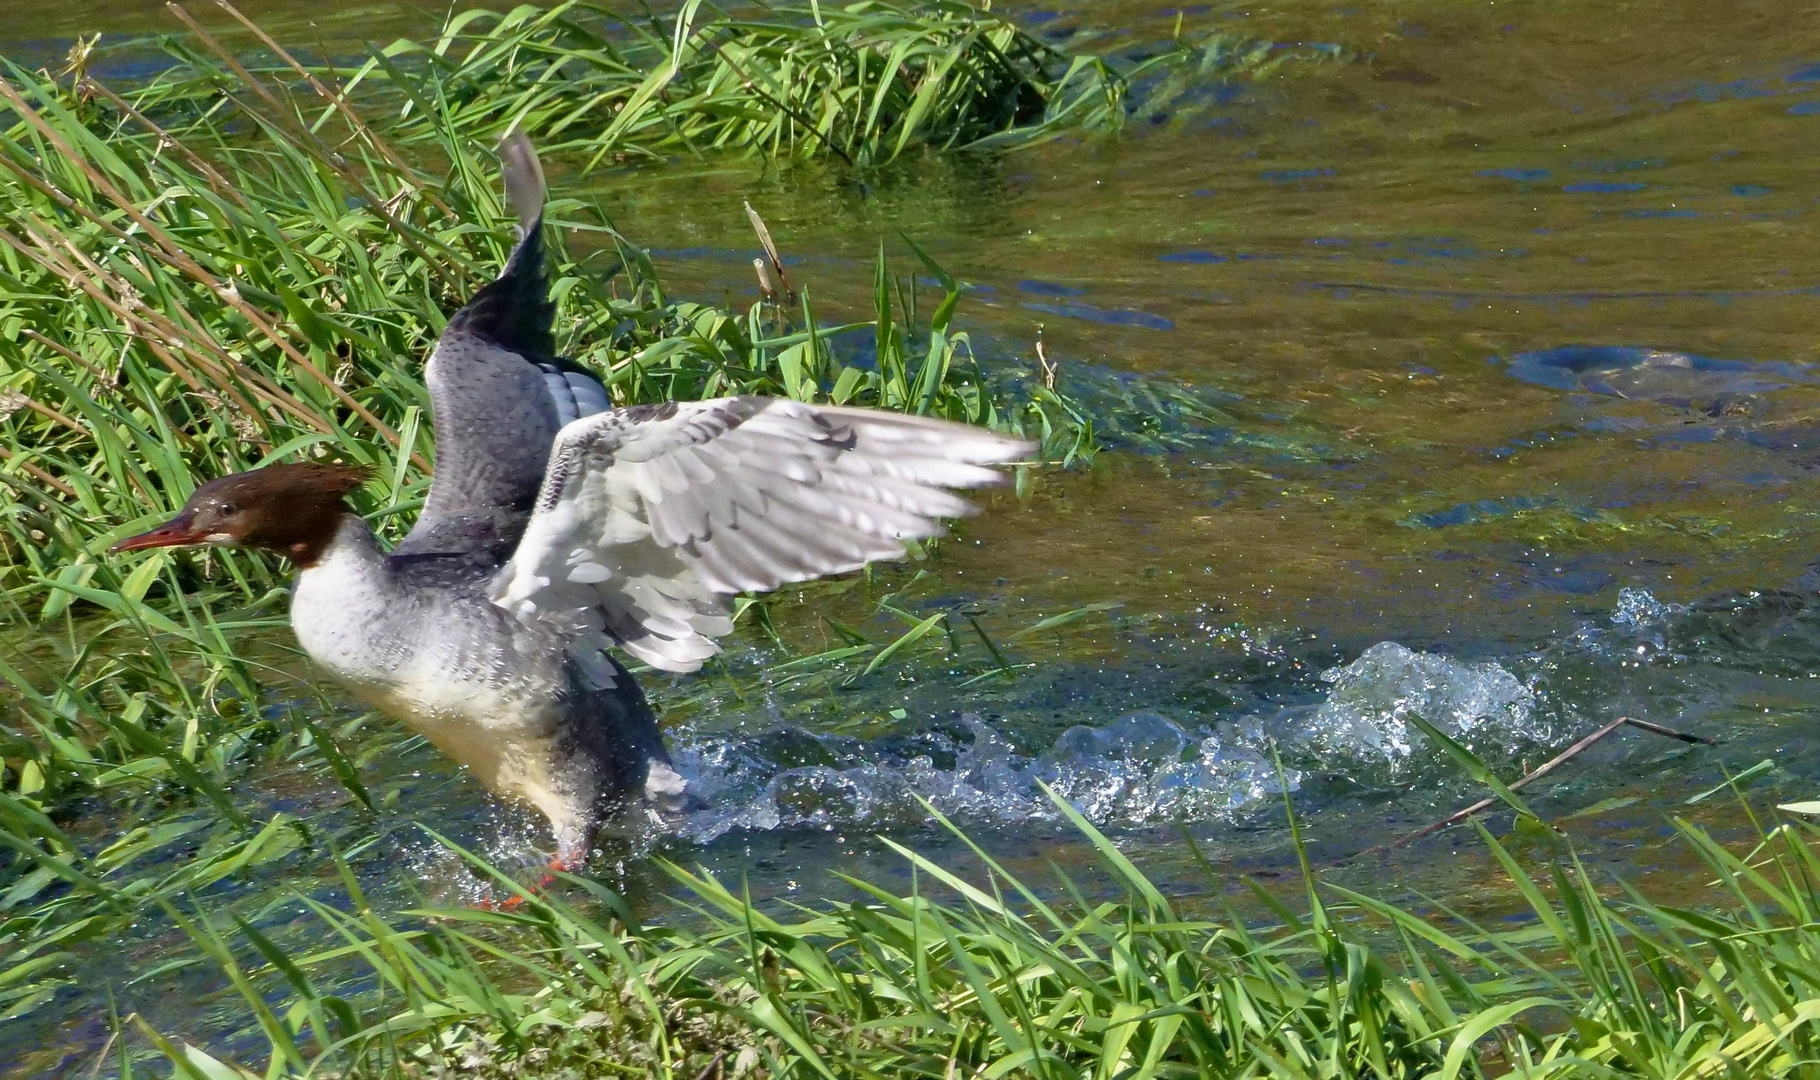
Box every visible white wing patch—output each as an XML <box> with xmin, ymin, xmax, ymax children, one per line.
<box><xmin>489</xmin><ymin>398</ymin><xmax>1030</xmax><ymax>673</ymax></box>
<box><xmin>537</xmin><ymin>363</ymin><xmax>611</xmax><ymax>426</ymax></box>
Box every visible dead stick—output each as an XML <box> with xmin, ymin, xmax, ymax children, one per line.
<box><xmin>745</xmin><ymin>202</ymin><xmax>797</xmax><ymax>304</ymax></box>
<box><xmin>689</xmin><ymin>1051</ymin><xmax>727</xmax><ymax>1080</ymax></box>
<box><xmin>1364</xmin><ymin>717</ymin><xmax>1716</xmax><ymax>859</ymax></box>
<box><xmin>1617</xmin><ymin>716</ymin><xmax>1714</xmax><ymax>745</ymax></box>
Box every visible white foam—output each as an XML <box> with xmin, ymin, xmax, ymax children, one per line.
<box><xmin>664</xmin><ymin>640</ymin><xmax>1573</xmax><ymax>843</ymax></box>
<box><xmin>1297</xmin><ymin>642</ymin><xmax>1543</xmax><ymax>772</ymax></box>
<box><xmin>1611</xmin><ymin>586</ymin><xmax>1680</xmax><ymax>632</ymax></box>
<box><xmin>673</xmin><ymin>712</ymin><xmax>1299</xmax><ymax>843</ymax></box>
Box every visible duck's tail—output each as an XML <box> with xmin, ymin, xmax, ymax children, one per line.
<box><xmin>446</xmin><ymin>127</ymin><xmax>556</xmax><ymax>359</ymax></box>
<box><xmin>498</xmin><ymin>127</ymin><xmax>546</xmax><ymax>238</ymax></box>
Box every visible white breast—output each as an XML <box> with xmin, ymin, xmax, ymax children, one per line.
<box><xmin>290</xmin><ymin>521</ymin><xmax>401</xmax><ymax>688</ymax></box>
<box><xmin>290</xmin><ymin>518</ymin><xmax>576</xmax><ymax>817</ymax></box>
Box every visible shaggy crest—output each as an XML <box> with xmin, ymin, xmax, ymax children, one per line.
<box><xmin>113</xmin><ymin>461</ymin><xmax>372</xmax><ymax>567</ymax></box>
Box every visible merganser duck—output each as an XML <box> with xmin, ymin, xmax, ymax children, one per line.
<box><xmin>112</xmin><ymin>133</ymin><xmax>1030</xmax><ymax>868</ymax></box>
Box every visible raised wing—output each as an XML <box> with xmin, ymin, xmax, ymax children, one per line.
<box><xmin>392</xmin><ymin>131</ymin><xmax>609</xmax><ymax>576</ymax></box>
<box><xmin>489</xmin><ymin>398</ymin><xmax>1031</xmax><ymax>672</ymax></box>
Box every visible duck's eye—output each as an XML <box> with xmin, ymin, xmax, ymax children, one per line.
<box><xmin>217</xmin><ymin>501</ymin><xmax>238</xmax><ymax>516</ymax></box>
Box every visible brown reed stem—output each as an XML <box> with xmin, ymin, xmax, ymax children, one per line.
<box><xmin>0</xmin><ymin>76</ymin><xmax>427</xmax><ymax>467</ymax></box>
<box><xmin>212</xmin><ymin>0</ymin><xmax>459</xmax><ymax>221</ymax></box>
<box><xmin>1362</xmin><ymin>716</ymin><xmax>1716</xmax><ymax>859</ymax></box>
<box><xmin>0</xmin><ymin>446</ymin><xmax>79</xmax><ymax>498</ymax></box>
<box><xmin>165</xmin><ymin>3</ymin><xmax>467</xmax><ymax>293</ymax></box>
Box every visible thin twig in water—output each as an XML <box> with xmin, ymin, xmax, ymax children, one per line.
<box><xmin>1359</xmin><ymin>716</ymin><xmax>1716</xmax><ymax>859</ymax></box>
<box><xmin>1035</xmin><ymin>340</ymin><xmax>1057</xmax><ymax>390</ymax></box>
<box><xmin>745</xmin><ymin>202</ymin><xmax>797</xmax><ymax>303</ymax></box>
<box><xmin>84</xmin><ymin>1015</ymin><xmax>130</xmax><ymax>1080</ymax></box>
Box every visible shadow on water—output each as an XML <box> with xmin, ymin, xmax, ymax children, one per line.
<box><xmin>13</xmin><ymin>0</ymin><xmax>1820</xmax><ymax>1072</ymax></box>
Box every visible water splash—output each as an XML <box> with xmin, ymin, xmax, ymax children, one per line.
<box><xmin>671</xmin><ymin>641</ymin><xmax>1564</xmax><ymax>842</ymax></box>
<box><xmin>673</xmin><ymin>712</ymin><xmax>1296</xmax><ymax>843</ymax></box>
<box><xmin>1295</xmin><ymin>642</ymin><xmax>1544</xmax><ymax>772</ymax></box>
<box><xmin>1033</xmin><ymin>712</ymin><xmax>1291</xmax><ymax>823</ymax></box>
<box><xmin>1612</xmin><ymin>586</ymin><xmax>1682</xmax><ymax>632</ymax></box>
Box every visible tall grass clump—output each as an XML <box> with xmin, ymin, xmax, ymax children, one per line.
<box><xmin>0</xmin><ymin>15</ymin><xmax>1091</xmax><ymax>795</ymax></box>
<box><xmin>150</xmin><ymin>0</ymin><xmax>1318</xmax><ymax>170</ymax></box>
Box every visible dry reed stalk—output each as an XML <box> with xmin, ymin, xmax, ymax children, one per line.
<box><xmin>20</xmin><ymin>331</ymin><xmax>208</xmax><ymax>456</ymax></box>
<box><xmin>212</xmin><ymin>0</ymin><xmax>460</xmax><ymax>220</ymax></box>
<box><xmin>0</xmin><ymin>215</ymin><xmax>302</xmax><ymax>437</ymax></box>
<box><xmin>9</xmin><ymin>393</ymin><xmax>83</xmax><ymax>436</ymax></box>
<box><xmin>166</xmin><ymin>2</ymin><xmax>470</xmax><ymax>294</ymax></box>
<box><xmin>0</xmin><ymin>446</ymin><xmax>79</xmax><ymax>498</ymax></box>
<box><xmin>21</xmin><ymin>331</ymin><xmax>130</xmax><ymax>391</ymax></box>
<box><xmin>76</xmin><ymin>78</ymin><xmax>256</xmax><ymax>214</ymax></box>
<box><xmin>0</xmin><ymin>80</ymin><xmax>402</xmax><ymax>441</ymax></box>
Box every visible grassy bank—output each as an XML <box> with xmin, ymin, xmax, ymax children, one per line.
<box><xmin>155</xmin><ymin>0</ymin><xmax>1318</xmax><ymax>168</ymax></box>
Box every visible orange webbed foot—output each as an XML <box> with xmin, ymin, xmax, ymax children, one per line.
<box><xmin>473</xmin><ymin>890</ymin><xmax>530</xmax><ymax>912</ymax></box>
<box><xmin>472</xmin><ymin>853</ymin><xmax>584</xmax><ymax>910</ymax></box>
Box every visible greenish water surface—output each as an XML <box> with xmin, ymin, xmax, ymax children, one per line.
<box><xmin>12</xmin><ymin>0</ymin><xmax>1820</xmax><ymax>1073</ymax></box>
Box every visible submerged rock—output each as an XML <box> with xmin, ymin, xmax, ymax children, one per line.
<box><xmin>1503</xmin><ymin>345</ymin><xmax>1808</xmax><ymax>402</ymax></box>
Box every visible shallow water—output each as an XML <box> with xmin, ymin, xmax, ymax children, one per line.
<box><xmin>12</xmin><ymin>0</ymin><xmax>1820</xmax><ymax>1073</ymax></box>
